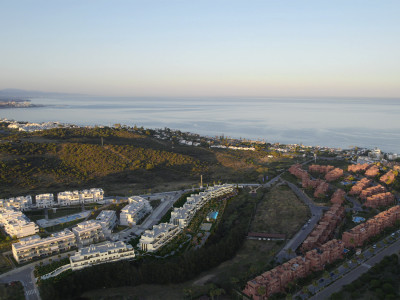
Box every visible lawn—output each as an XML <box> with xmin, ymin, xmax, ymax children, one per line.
<box><xmin>251</xmin><ymin>184</ymin><xmax>309</xmax><ymax>236</ymax></box>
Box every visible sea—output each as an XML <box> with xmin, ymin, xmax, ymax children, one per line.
<box><xmin>1</xmin><ymin>97</ymin><xmax>400</xmax><ymax>153</ymax></box>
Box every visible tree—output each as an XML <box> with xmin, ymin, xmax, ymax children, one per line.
<box><xmin>256</xmin><ymin>286</ymin><xmax>266</xmax><ymax>297</ymax></box>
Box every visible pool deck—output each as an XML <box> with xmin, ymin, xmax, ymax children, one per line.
<box><xmin>37</xmin><ymin>211</ymin><xmax>91</xmax><ymax>228</ymax></box>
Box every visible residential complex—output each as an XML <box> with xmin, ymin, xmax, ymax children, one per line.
<box><xmin>289</xmin><ymin>164</ymin><xmax>329</xmax><ymax>198</ymax></box>
<box><xmin>69</xmin><ymin>241</ymin><xmax>135</xmax><ymax>270</ymax></box>
<box><xmin>349</xmin><ymin>178</ymin><xmax>372</xmax><ymax>195</ymax></box>
<box><xmin>58</xmin><ymin>188</ymin><xmax>104</xmax><ymax>206</ymax></box>
<box><xmin>72</xmin><ymin>220</ymin><xmax>105</xmax><ymax>247</ymax></box>
<box><xmin>300</xmin><ymin>204</ymin><xmax>345</xmax><ymax>252</ymax></box>
<box><xmin>244</xmin><ymin>239</ymin><xmax>344</xmax><ymax>300</ymax></box>
<box><xmin>380</xmin><ymin>170</ymin><xmax>397</xmax><ymax>185</ymax></box>
<box><xmin>119</xmin><ymin>196</ymin><xmax>152</xmax><ymax>226</ymax></box>
<box><xmin>139</xmin><ymin>184</ymin><xmax>235</xmax><ymax>252</ymax></box>
<box><xmin>330</xmin><ymin>189</ymin><xmax>346</xmax><ymax>205</ymax></box>
<box><xmin>308</xmin><ymin>164</ymin><xmax>343</xmax><ymax>182</ymax></box>
<box><xmin>365</xmin><ymin>165</ymin><xmax>380</xmax><ymax>177</ymax></box>
<box><xmin>348</xmin><ymin>163</ymin><xmax>370</xmax><ymax>173</ymax></box>
<box><xmin>139</xmin><ymin>223</ymin><xmax>181</xmax><ymax>252</ymax></box>
<box><xmin>360</xmin><ymin>185</ymin><xmax>386</xmax><ymax>200</ymax></box>
<box><xmin>12</xmin><ymin>229</ymin><xmax>76</xmax><ymax>263</ymax></box>
<box><xmin>365</xmin><ymin>192</ymin><xmax>395</xmax><ymax>208</ymax></box>
<box><xmin>96</xmin><ymin>210</ymin><xmax>117</xmax><ymax>237</ymax></box>
<box><xmin>35</xmin><ymin>193</ymin><xmax>55</xmax><ymax>208</ymax></box>
<box><xmin>0</xmin><ymin>207</ymin><xmax>38</xmax><ymax>238</ymax></box>
<box><xmin>0</xmin><ymin>195</ymin><xmax>32</xmax><ymax>211</ymax></box>
<box><xmin>342</xmin><ymin>205</ymin><xmax>400</xmax><ymax>248</ymax></box>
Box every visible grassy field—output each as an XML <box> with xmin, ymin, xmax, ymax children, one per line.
<box><xmin>251</xmin><ymin>184</ymin><xmax>309</xmax><ymax>236</ymax></box>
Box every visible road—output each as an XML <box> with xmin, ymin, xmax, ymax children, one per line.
<box><xmin>310</xmin><ymin>235</ymin><xmax>400</xmax><ymax>300</ymax></box>
<box><xmin>275</xmin><ymin>181</ymin><xmax>325</xmax><ymax>262</ymax></box>
<box><xmin>116</xmin><ymin>189</ymin><xmax>189</xmax><ymax>239</ymax></box>
<box><xmin>0</xmin><ymin>266</ymin><xmax>39</xmax><ymax>300</ymax></box>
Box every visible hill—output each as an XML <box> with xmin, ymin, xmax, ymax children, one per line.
<box><xmin>0</xmin><ymin>124</ymin><xmax>294</xmax><ymax>197</ymax></box>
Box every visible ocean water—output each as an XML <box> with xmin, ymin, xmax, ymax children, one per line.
<box><xmin>1</xmin><ymin>97</ymin><xmax>399</xmax><ymax>153</ymax></box>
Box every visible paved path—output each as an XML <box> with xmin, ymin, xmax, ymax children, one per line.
<box><xmin>0</xmin><ymin>267</ymin><xmax>39</xmax><ymax>300</ymax></box>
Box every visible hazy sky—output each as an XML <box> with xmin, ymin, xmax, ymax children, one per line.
<box><xmin>1</xmin><ymin>1</ymin><xmax>399</xmax><ymax>97</ymax></box>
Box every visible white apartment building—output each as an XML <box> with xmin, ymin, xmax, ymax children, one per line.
<box><xmin>57</xmin><ymin>188</ymin><xmax>104</xmax><ymax>206</ymax></box>
<box><xmin>0</xmin><ymin>208</ymin><xmax>38</xmax><ymax>238</ymax></box>
<box><xmin>119</xmin><ymin>196</ymin><xmax>152</xmax><ymax>226</ymax></box>
<box><xmin>96</xmin><ymin>210</ymin><xmax>117</xmax><ymax>237</ymax></box>
<box><xmin>0</xmin><ymin>195</ymin><xmax>32</xmax><ymax>211</ymax></box>
<box><xmin>170</xmin><ymin>203</ymin><xmax>197</xmax><ymax>228</ymax></box>
<box><xmin>81</xmin><ymin>188</ymin><xmax>104</xmax><ymax>203</ymax></box>
<box><xmin>72</xmin><ymin>220</ymin><xmax>105</xmax><ymax>247</ymax></box>
<box><xmin>139</xmin><ymin>223</ymin><xmax>181</xmax><ymax>252</ymax></box>
<box><xmin>12</xmin><ymin>229</ymin><xmax>77</xmax><ymax>263</ymax></box>
<box><xmin>139</xmin><ymin>184</ymin><xmax>235</xmax><ymax>252</ymax></box>
<box><xmin>57</xmin><ymin>191</ymin><xmax>81</xmax><ymax>206</ymax></box>
<box><xmin>35</xmin><ymin>194</ymin><xmax>54</xmax><ymax>208</ymax></box>
<box><xmin>69</xmin><ymin>241</ymin><xmax>135</xmax><ymax>270</ymax></box>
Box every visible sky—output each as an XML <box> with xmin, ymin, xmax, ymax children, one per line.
<box><xmin>0</xmin><ymin>0</ymin><xmax>399</xmax><ymax>98</ymax></box>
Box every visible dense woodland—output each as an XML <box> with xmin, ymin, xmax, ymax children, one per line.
<box><xmin>38</xmin><ymin>190</ymin><xmax>257</xmax><ymax>299</ymax></box>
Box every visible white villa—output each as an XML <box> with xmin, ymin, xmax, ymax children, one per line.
<box><xmin>96</xmin><ymin>210</ymin><xmax>117</xmax><ymax>237</ymax></box>
<box><xmin>0</xmin><ymin>207</ymin><xmax>38</xmax><ymax>238</ymax></box>
<box><xmin>12</xmin><ymin>229</ymin><xmax>77</xmax><ymax>263</ymax></box>
<box><xmin>119</xmin><ymin>196</ymin><xmax>152</xmax><ymax>226</ymax></box>
<box><xmin>57</xmin><ymin>188</ymin><xmax>104</xmax><ymax>206</ymax></box>
<box><xmin>35</xmin><ymin>194</ymin><xmax>55</xmax><ymax>208</ymax></box>
<box><xmin>0</xmin><ymin>195</ymin><xmax>32</xmax><ymax>211</ymax></box>
<box><xmin>72</xmin><ymin>220</ymin><xmax>105</xmax><ymax>247</ymax></box>
<box><xmin>139</xmin><ymin>223</ymin><xmax>181</xmax><ymax>252</ymax></box>
<box><xmin>69</xmin><ymin>241</ymin><xmax>135</xmax><ymax>270</ymax></box>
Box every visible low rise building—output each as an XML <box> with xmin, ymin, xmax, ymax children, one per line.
<box><xmin>243</xmin><ymin>239</ymin><xmax>344</xmax><ymax>299</ymax></box>
<box><xmin>342</xmin><ymin>205</ymin><xmax>400</xmax><ymax>247</ymax></box>
<box><xmin>380</xmin><ymin>170</ymin><xmax>397</xmax><ymax>185</ymax></box>
<box><xmin>365</xmin><ymin>192</ymin><xmax>395</xmax><ymax>208</ymax></box>
<box><xmin>72</xmin><ymin>220</ymin><xmax>105</xmax><ymax>247</ymax></box>
<box><xmin>0</xmin><ymin>208</ymin><xmax>38</xmax><ymax>238</ymax></box>
<box><xmin>58</xmin><ymin>188</ymin><xmax>104</xmax><ymax>206</ymax></box>
<box><xmin>12</xmin><ymin>229</ymin><xmax>76</xmax><ymax>264</ymax></box>
<box><xmin>80</xmin><ymin>188</ymin><xmax>104</xmax><ymax>203</ymax></box>
<box><xmin>96</xmin><ymin>210</ymin><xmax>117</xmax><ymax>237</ymax></box>
<box><xmin>0</xmin><ymin>195</ymin><xmax>32</xmax><ymax>211</ymax></box>
<box><xmin>349</xmin><ymin>178</ymin><xmax>372</xmax><ymax>196</ymax></box>
<box><xmin>35</xmin><ymin>193</ymin><xmax>54</xmax><ymax>208</ymax></box>
<box><xmin>119</xmin><ymin>196</ymin><xmax>152</xmax><ymax>226</ymax></box>
<box><xmin>139</xmin><ymin>223</ymin><xmax>181</xmax><ymax>252</ymax></box>
<box><xmin>348</xmin><ymin>163</ymin><xmax>370</xmax><ymax>173</ymax></box>
<box><xmin>69</xmin><ymin>241</ymin><xmax>135</xmax><ymax>270</ymax></box>
<box><xmin>360</xmin><ymin>185</ymin><xmax>386</xmax><ymax>200</ymax></box>
<box><xmin>365</xmin><ymin>165</ymin><xmax>380</xmax><ymax>177</ymax></box>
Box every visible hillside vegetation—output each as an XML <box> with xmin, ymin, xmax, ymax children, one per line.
<box><xmin>0</xmin><ymin>126</ymin><xmax>294</xmax><ymax>197</ymax></box>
